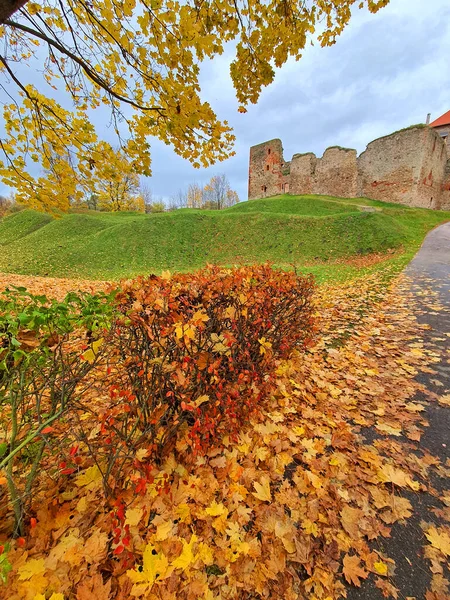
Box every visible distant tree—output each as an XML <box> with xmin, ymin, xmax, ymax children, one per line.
<box><xmin>140</xmin><ymin>183</ymin><xmax>154</xmax><ymax>213</ymax></box>
<box><xmin>170</xmin><ymin>189</ymin><xmax>188</xmax><ymax>210</ymax></box>
<box><xmin>0</xmin><ymin>194</ymin><xmax>9</xmax><ymax>217</ymax></box>
<box><xmin>203</xmin><ymin>175</ymin><xmax>240</xmax><ymax>209</ymax></box>
<box><xmin>187</xmin><ymin>183</ymin><xmax>204</xmax><ymax>209</ymax></box>
<box><xmin>91</xmin><ymin>146</ymin><xmax>143</xmax><ymax>212</ymax></box>
<box><xmin>147</xmin><ymin>201</ymin><xmax>166</xmax><ymax>213</ymax></box>
<box><xmin>86</xmin><ymin>193</ymin><xmax>99</xmax><ymax>211</ymax></box>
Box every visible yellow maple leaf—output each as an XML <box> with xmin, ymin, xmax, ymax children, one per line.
<box><xmin>205</xmin><ymin>500</ymin><xmax>227</xmax><ymax>517</ymax></box>
<box><xmin>18</xmin><ymin>558</ymin><xmax>46</xmax><ymax>581</ymax></box>
<box><xmin>255</xmin><ymin>447</ymin><xmax>270</xmax><ymax>462</ymax></box>
<box><xmin>374</xmin><ymin>561</ymin><xmax>388</xmax><ymax>576</ymax></box>
<box><xmin>425</xmin><ymin>526</ymin><xmax>450</xmax><ymax>556</ymax></box>
<box><xmin>155</xmin><ymin>520</ymin><xmax>173</xmax><ymax>541</ymax></box>
<box><xmin>172</xmin><ymin>534</ymin><xmax>197</xmax><ymax>570</ymax></box>
<box><xmin>81</xmin><ymin>348</ymin><xmax>95</xmax><ymax>364</ymax></box>
<box><xmin>135</xmin><ymin>448</ymin><xmax>149</xmax><ymax>461</ymax></box>
<box><xmin>302</xmin><ymin>519</ymin><xmax>319</xmax><ymax>537</ymax></box>
<box><xmin>377</xmin><ymin>465</ymin><xmax>419</xmax><ymax>490</ymax></box>
<box><xmin>252</xmin><ymin>476</ymin><xmax>272</xmax><ymax>502</ymax></box>
<box><xmin>175</xmin><ymin>503</ymin><xmax>191</xmax><ymax>523</ymax></box>
<box><xmin>305</xmin><ymin>470</ymin><xmax>323</xmax><ymax>489</ymax></box>
<box><xmin>438</xmin><ymin>394</ymin><xmax>450</xmax><ymax>407</ymax></box>
<box><xmin>125</xmin><ymin>507</ymin><xmax>144</xmax><ymax>528</ymax></box>
<box><xmin>75</xmin><ymin>465</ymin><xmax>102</xmax><ymax>488</ymax></box>
<box><xmin>196</xmin><ymin>542</ymin><xmax>214</xmax><ymax>566</ymax></box>
<box><xmin>127</xmin><ymin>544</ymin><xmax>170</xmax><ymax>591</ymax></box>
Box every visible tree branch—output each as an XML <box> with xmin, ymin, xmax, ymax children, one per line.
<box><xmin>0</xmin><ymin>0</ymin><xmax>28</xmax><ymax>24</ymax></box>
<box><xmin>4</xmin><ymin>18</ymin><xmax>166</xmax><ymax>114</ymax></box>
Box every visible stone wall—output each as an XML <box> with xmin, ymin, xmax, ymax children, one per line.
<box><xmin>442</xmin><ymin>160</ymin><xmax>450</xmax><ymax>210</ymax></box>
<box><xmin>288</xmin><ymin>148</ymin><xmax>358</xmax><ymax>197</ymax></box>
<box><xmin>249</xmin><ymin>126</ymin><xmax>449</xmax><ymax>209</ymax></box>
<box><xmin>358</xmin><ymin>127</ymin><xmax>446</xmax><ymax>209</ymax></box>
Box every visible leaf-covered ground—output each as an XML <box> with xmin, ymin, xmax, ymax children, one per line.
<box><xmin>0</xmin><ymin>270</ymin><xmax>449</xmax><ymax>600</ymax></box>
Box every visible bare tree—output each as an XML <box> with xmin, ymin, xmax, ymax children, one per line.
<box><xmin>203</xmin><ymin>175</ymin><xmax>240</xmax><ymax>210</ymax></box>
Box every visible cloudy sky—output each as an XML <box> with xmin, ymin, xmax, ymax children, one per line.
<box><xmin>1</xmin><ymin>0</ymin><xmax>450</xmax><ymax>202</ymax></box>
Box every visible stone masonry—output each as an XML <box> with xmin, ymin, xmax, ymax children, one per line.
<box><xmin>248</xmin><ymin>126</ymin><xmax>450</xmax><ymax>210</ymax></box>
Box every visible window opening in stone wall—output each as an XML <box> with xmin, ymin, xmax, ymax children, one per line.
<box><xmin>268</xmin><ymin>148</ymin><xmax>271</xmax><ymax>155</ymax></box>
<box><xmin>266</xmin><ymin>164</ymin><xmax>269</xmax><ymax>170</ymax></box>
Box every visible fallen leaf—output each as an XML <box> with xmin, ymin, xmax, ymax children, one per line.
<box><xmin>252</xmin><ymin>476</ymin><xmax>272</xmax><ymax>502</ymax></box>
<box><xmin>342</xmin><ymin>554</ymin><xmax>368</xmax><ymax>586</ymax></box>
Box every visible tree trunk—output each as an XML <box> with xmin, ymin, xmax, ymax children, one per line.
<box><xmin>0</xmin><ymin>0</ymin><xmax>28</xmax><ymax>24</ymax></box>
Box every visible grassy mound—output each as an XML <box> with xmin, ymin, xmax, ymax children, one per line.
<box><xmin>0</xmin><ymin>195</ymin><xmax>449</xmax><ymax>281</ymax></box>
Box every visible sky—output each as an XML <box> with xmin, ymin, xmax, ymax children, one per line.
<box><xmin>1</xmin><ymin>0</ymin><xmax>450</xmax><ymax>203</ymax></box>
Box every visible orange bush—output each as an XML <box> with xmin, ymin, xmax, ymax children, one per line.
<box><xmin>100</xmin><ymin>265</ymin><xmax>315</xmax><ymax>481</ymax></box>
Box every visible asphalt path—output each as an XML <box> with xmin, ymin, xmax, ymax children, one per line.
<box><xmin>347</xmin><ymin>221</ymin><xmax>450</xmax><ymax>600</ymax></box>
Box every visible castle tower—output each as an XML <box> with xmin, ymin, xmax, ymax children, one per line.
<box><xmin>248</xmin><ymin>139</ymin><xmax>286</xmax><ymax>200</ymax></box>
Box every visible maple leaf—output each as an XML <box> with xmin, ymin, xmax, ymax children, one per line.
<box><xmin>425</xmin><ymin>526</ymin><xmax>450</xmax><ymax>557</ymax></box>
<box><xmin>375</xmin><ymin>577</ymin><xmax>399</xmax><ymax>598</ymax></box>
<box><xmin>83</xmin><ymin>529</ymin><xmax>108</xmax><ymax>564</ymax></box>
<box><xmin>340</xmin><ymin>506</ymin><xmax>363</xmax><ymax>539</ymax></box>
<box><xmin>127</xmin><ymin>544</ymin><xmax>171</xmax><ymax>594</ymax></box>
<box><xmin>205</xmin><ymin>501</ymin><xmax>227</xmax><ymax>517</ymax></box>
<box><xmin>75</xmin><ymin>465</ymin><xmax>102</xmax><ymax>489</ymax></box>
<box><xmin>374</xmin><ymin>561</ymin><xmax>388</xmax><ymax>576</ymax></box>
<box><xmin>18</xmin><ymin>558</ymin><xmax>45</xmax><ymax>581</ymax></box>
<box><xmin>438</xmin><ymin>394</ymin><xmax>450</xmax><ymax>407</ymax></box>
<box><xmin>155</xmin><ymin>520</ymin><xmax>173</xmax><ymax>541</ymax></box>
<box><xmin>252</xmin><ymin>476</ymin><xmax>272</xmax><ymax>501</ymax></box>
<box><xmin>377</xmin><ymin>464</ymin><xmax>419</xmax><ymax>490</ymax></box>
<box><xmin>125</xmin><ymin>508</ymin><xmax>144</xmax><ymax>528</ymax></box>
<box><xmin>342</xmin><ymin>554</ymin><xmax>368</xmax><ymax>586</ymax></box>
<box><xmin>76</xmin><ymin>573</ymin><xmax>112</xmax><ymax>600</ymax></box>
<box><xmin>172</xmin><ymin>534</ymin><xmax>198</xmax><ymax>571</ymax></box>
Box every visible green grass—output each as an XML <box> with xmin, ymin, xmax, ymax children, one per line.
<box><xmin>1</xmin><ymin>195</ymin><xmax>449</xmax><ymax>283</ymax></box>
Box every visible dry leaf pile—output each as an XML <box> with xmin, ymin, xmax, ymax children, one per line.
<box><xmin>1</xmin><ymin>271</ymin><xmax>449</xmax><ymax>600</ymax></box>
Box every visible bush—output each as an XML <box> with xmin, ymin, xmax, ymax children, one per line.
<box><xmin>100</xmin><ymin>265</ymin><xmax>315</xmax><ymax>484</ymax></box>
<box><xmin>0</xmin><ymin>287</ymin><xmax>114</xmax><ymax>534</ymax></box>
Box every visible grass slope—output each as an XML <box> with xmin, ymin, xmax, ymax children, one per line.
<box><xmin>1</xmin><ymin>195</ymin><xmax>449</xmax><ymax>282</ymax></box>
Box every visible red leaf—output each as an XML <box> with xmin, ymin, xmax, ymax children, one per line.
<box><xmin>41</xmin><ymin>426</ymin><xmax>55</xmax><ymax>434</ymax></box>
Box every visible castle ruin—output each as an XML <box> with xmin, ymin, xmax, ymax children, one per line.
<box><xmin>248</xmin><ymin>123</ymin><xmax>450</xmax><ymax>210</ymax></box>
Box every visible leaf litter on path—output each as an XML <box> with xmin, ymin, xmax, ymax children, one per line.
<box><xmin>1</xmin><ymin>271</ymin><xmax>449</xmax><ymax>599</ymax></box>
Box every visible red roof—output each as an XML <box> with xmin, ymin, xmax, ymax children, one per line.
<box><xmin>430</xmin><ymin>110</ymin><xmax>450</xmax><ymax>127</ymax></box>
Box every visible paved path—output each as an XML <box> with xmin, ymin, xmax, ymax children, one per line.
<box><xmin>348</xmin><ymin>222</ymin><xmax>450</xmax><ymax>600</ymax></box>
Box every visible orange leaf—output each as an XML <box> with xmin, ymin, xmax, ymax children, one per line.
<box><xmin>342</xmin><ymin>554</ymin><xmax>368</xmax><ymax>587</ymax></box>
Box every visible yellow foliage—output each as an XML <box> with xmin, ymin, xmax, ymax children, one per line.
<box><xmin>0</xmin><ymin>0</ymin><xmax>388</xmax><ymax>213</ymax></box>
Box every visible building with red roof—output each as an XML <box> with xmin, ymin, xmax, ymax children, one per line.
<box><xmin>430</xmin><ymin>110</ymin><xmax>450</xmax><ymax>155</ymax></box>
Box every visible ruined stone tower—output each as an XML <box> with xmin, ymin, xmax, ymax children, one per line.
<box><xmin>248</xmin><ymin>139</ymin><xmax>290</xmax><ymax>200</ymax></box>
